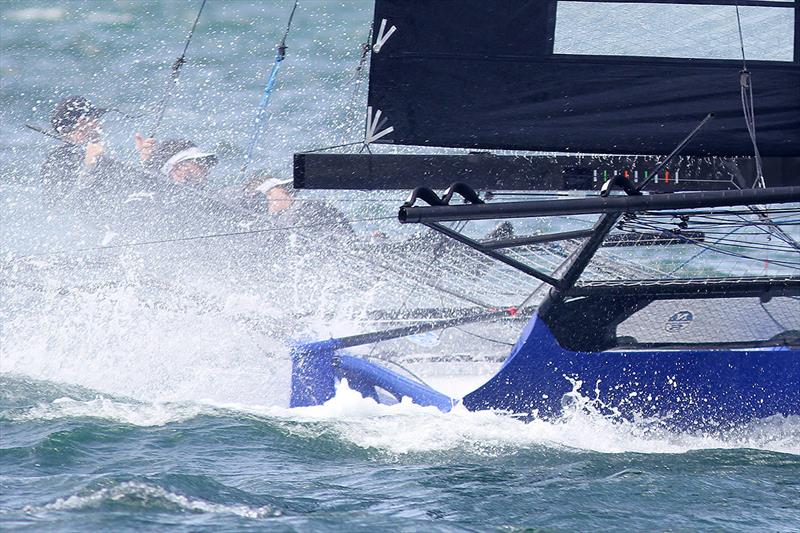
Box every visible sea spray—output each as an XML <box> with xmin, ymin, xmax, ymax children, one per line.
<box><xmin>3</xmin><ymin>2</ymin><xmax>799</xmax><ymax>531</ymax></box>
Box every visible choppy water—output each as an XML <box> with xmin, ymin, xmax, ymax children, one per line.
<box><xmin>2</xmin><ymin>375</ymin><xmax>800</xmax><ymax>532</ymax></box>
<box><xmin>2</xmin><ymin>2</ymin><xmax>799</xmax><ymax>532</ymax></box>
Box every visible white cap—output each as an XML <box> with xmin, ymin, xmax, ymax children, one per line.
<box><xmin>255</xmin><ymin>177</ymin><xmax>293</xmax><ymax>194</ymax></box>
<box><xmin>160</xmin><ymin>146</ymin><xmax>216</xmax><ymax>176</ymax></box>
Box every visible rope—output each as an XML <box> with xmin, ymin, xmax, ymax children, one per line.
<box><xmin>239</xmin><ymin>0</ymin><xmax>300</xmax><ymax>180</ymax></box>
<box><xmin>452</xmin><ymin>326</ymin><xmax>514</xmax><ymax>346</ymax></box>
<box><xmin>7</xmin><ymin>215</ymin><xmax>394</xmax><ymax>262</ymax></box>
<box><xmin>342</xmin><ymin>25</ymin><xmax>373</xmax><ymax>143</ymax></box>
<box><xmin>734</xmin><ymin>4</ymin><xmax>765</xmax><ymax>189</ymax></box>
<box><xmin>150</xmin><ymin>0</ymin><xmax>208</xmax><ymax>138</ymax></box>
<box><xmin>627</xmin><ymin>218</ymin><xmax>800</xmax><ymax>272</ymax></box>
<box><xmin>735</xmin><ymin>4</ymin><xmax>747</xmax><ymax>72</ymax></box>
<box><xmin>361</xmin><ymin>219</ymin><xmax>493</xmax><ymax>360</ymax></box>
<box><xmin>759</xmin><ymin>300</ymin><xmax>790</xmax><ymax>333</ymax></box>
<box><xmin>364</xmin><ymin>355</ymin><xmax>435</xmax><ymax>389</ymax></box>
<box><xmin>297</xmin><ymin>140</ymin><xmax>363</xmax><ymax>154</ymax></box>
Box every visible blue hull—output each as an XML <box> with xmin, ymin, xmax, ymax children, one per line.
<box><xmin>290</xmin><ymin>313</ymin><xmax>800</xmax><ymax>429</ymax></box>
<box><xmin>464</xmin><ymin>315</ymin><xmax>800</xmax><ymax>428</ymax></box>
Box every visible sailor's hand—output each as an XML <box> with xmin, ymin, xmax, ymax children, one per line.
<box><xmin>83</xmin><ymin>142</ymin><xmax>105</xmax><ymax>168</ymax></box>
<box><xmin>134</xmin><ymin>132</ymin><xmax>155</xmax><ymax>163</ymax></box>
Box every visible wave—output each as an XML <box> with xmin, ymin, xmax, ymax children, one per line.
<box><xmin>6</xmin><ymin>395</ymin><xmax>216</xmax><ymax>427</ymax></box>
<box><xmin>86</xmin><ymin>13</ymin><xmax>134</xmax><ymax>25</ymax></box>
<box><xmin>5</xmin><ymin>377</ymin><xmax>799</xmax><ymax>457</ymax></box>
<box><xmin>4</xmin><ymin>8</ymin><xmax>65</xmax><ymax>22</ymax></box>
<box><xmin>24</xmin><ymin>481</ymin><xmax>281</xmax><ymax>519</ymax></box>
<box><xmin>4</xmin><ymin>8</ymin><xmax>133</xmax><ymax>24</ymax></box>
<box><xmin>279</xmin><ymin>381</ymin><xmax>800</xmax><ymax>457</ymax></box>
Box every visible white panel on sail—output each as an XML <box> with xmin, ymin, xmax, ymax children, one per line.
<box><xmin>554</xmin><ymin>1</ymin><xmax>795</xmax><ymax>62</ymax></box>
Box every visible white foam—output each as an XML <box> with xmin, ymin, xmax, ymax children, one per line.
<box><xmin>86</xmin><ymin>12</ymin><xmax>134</xmax><ymax>24</ymax></box>
<box><xmin>3</xmin><ymin>230</ymin><xmax>797</xmax><ymax>459</ymax></box>
<box><xmin>5</xmin><ymin>8</ymin><xmax>65</xmax><ymax>21</ymax></box>
<box><xmin>270</xmin><ymin>381</ymin><xmax>800</xmax><ymax>456</ymax></box>
<box><xmin>26</xmin><ymin>481</ymin><xmax>280</xmax><ymax>519</ymax></box>
<box><xmin>11</xmin><ymin>396</ymin><xmax>215</xmax><ymax>427</ymax></box>
<box><xmin>10</xmin><ymin>380</ymin><xmax>799</xmax><ymax>456</ymax></box>
<box><xmin>1</xmin><ymin>278</ymin><xmax>293</xmax><ymax>406</ymax></box>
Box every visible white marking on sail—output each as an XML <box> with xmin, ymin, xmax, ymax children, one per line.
<box><xmin>368</xmin><ymin>125</ymin><xmax>394</xmax><ymax>143</ymax></box>
<box><xmin>370</xmin><ymin>109</ymin><xmax>382</xmax><ymax>138</ymax></box>
<box><xmin>373</xmin><ymin>18</ymin><xmax>396</xmax><ymax>53</ymax></box>
<box><xmin>364</xmin><ymin>107</ymin><xmax>393</xmax><ymax>144</ymax></box>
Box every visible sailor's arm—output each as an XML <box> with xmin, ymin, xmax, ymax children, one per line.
<box><xmin>134</xmin><ymin>132</ymin><xmax>156</xmax><ymax>164</ymax></box>
<box><xmin>83</xmin><ymin>141</ymin><xmax>105</xmax><ymax>168</ymax></box>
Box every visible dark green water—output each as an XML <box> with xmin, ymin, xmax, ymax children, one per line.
<box><xmin>2</xmin><ymin>2</ymin><xmax>799</xmax><ymax>531</ymax></box>
<box><xmin>3</xmin><ymin>375</ymin><xmax>799</xmax><ymax>532</ymax></box>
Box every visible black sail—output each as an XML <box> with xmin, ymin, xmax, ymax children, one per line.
<box><xmin>367</xmin><ymin>0</ymin><xmax>800</xmax><ymax>156</ymax></box>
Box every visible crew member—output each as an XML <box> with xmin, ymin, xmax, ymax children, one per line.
<box><xmin>137</xmin><ymin>137</ymin><xmax>218</xmax><ymax>187</ymax></box>
<box><xmin>40</xmin><ymin>95</ymin><xmax>113</xmax><ymax>208</ymax></box>
<box><xmin>254</xmin><ymin>174</ymin><xmax>353</xmax><ymax>236</ymax></box>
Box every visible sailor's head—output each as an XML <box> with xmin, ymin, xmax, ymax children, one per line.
<box><xmin>51</xmin><ymin>95</ymin><xmax>106</xmax><ymax>142</ymax></box>
<box><xmin>150</xmin><ymin>139</ymin><xmax>218</xmax><ymax>185</ymax></box>
<box><xmin>253</xmin><ymin>174</ymin><xmax>294</xmax><ymax>213</ymax></box>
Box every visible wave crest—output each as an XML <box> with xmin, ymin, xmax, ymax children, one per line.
<box><xmin>6</xmin><ymin>8</ymin><xmax>65</xmax><ymax>21</ymax></box>
<box><xmin>26</xmin><ymin>481</ymin><xmax>281</xmax><ymax>519</ymax></box>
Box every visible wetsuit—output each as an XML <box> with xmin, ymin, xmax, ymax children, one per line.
<box><xmin>270</xmin><ymin>200</ymin><xmax>354</xmax><ymax>238</ymax></box>
<box><xmin>40</xmin><ymin>144</ymin><xmax>118</xmax><ymax>209</ymax></box>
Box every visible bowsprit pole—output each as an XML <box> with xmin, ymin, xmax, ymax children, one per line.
<box><xmin>149</xmin><ymin>0</ymin><xmax>209</xmax><ymax>138</ymax></box>
<box><xmin>239</xmin><ymin>0</ymin><xmax>299</xmax><ymax>180</ymax></box>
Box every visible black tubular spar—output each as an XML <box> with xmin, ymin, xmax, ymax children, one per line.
<box><xmin>568</xmin><ymin>276</ymin><xmax>800</xmax><ymax>299</ymax></box>
<box><xmin>481</xmin><ymin>229</ymin><xmax>595</xmax><ymax>250</ymax></box>
<box><xmin>557</xmin><ymin>212</ymin><xmax>622</xmax><ymax>291</ymax></box>
<box><xmin>425</xmin><ymin>222</ymin><xmax>561</xmax><ymax>287</ymax></box>
<box><xmin>399</xmin><ymin>186</ymin><xmax>800</xmax><ymax>223</ymax></box>
<box><xmin>330</xmin><ymin>308</ymin><xmax>518</xmax><ymax>349</ymax></box>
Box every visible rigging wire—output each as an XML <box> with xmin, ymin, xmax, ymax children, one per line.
<box><xmin>297</xmin><ymin>140</ymin><xmax>364</xmax><ymax>154</ymax></box>
<box><xmin>625</xmin><ymin>233</ymin><xmax>798</xmax><ymax>254</ymax></box>
<box><xmin>618</xmin><ymin>217</ymin><xmax>800</xmax><ymax>252</ymax></box>
<box><xmin>628</xmin><ymin>219</ymin><xmax>800</xmax><ymax>271</ymax></box>
<box><xmin>732</xmin><ymin>212</ymin><xmax>798</xmax><ymax>250</ymax></box>
<box><xmin>734</xmin><ymin>4</ymin><xmax>765</xmax><ymax>189</ymax></box>
<box><xmin>759</xmin><ymin>300</ymin><xmax>791</xmax><ymax>333</ymax></box>
<box><xmin>363</xmin><ymin>355</ymin><xmax>435</xmax><ymax>389</ymax></box>
<box><xmin>150</xmin><ymin>0</ymin><xmax>208</xmax><ymax>138</ymax></box>
<box><xmin>747</xmin><ymin>207</ymin><xmax>800</xmax><ymax>253</ymax></box>
<box><xmin>239</xmin><ymin>0</ymin><xmax>300</xmax><ymax>181</ymax></box>
<box><xmin>7</xmin><ymin>215</ymin><xmax>395</xmax><ymax>262</ymax></box>
<box><xmin>349</xmin><ymin>25</ymin><xmax>373</xmax><ymax>85</ymax></box>
<box><xmin>341</xmin><ymin>24</ymin><xmax>373</xmax><ymax>143</ymax></box>
<box><xmin>643</xmin><ymin>208</ymin><xmax>800</xmax><ymax>219</ymax></box>
<box><xmin>452</xmin><ymin>325</ymin><xmax>514</xmax><ymax>347</ymax></box>
<box><xmin>619</xmin><ymin>220</ymin><xmax>800</xmax><ymax>253</ymax></box>
<box><xmin>434</xmin><ymin>269</ymin><xmax>520</xmax><ymax>348</ymax></box>
<box><xmin>362</xmin><ymin>219</ymin><xmax>495</xmax><ymax>361</ymax></box>
<box><xmin>731</xmin><ymin>5</ymin><xmax>800</xmax><ymax>252</ymax></box>
<box><xmin>635</xmin><ymin>208</ymin><xmax>800</xmax><ymax>252</ymax></box>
